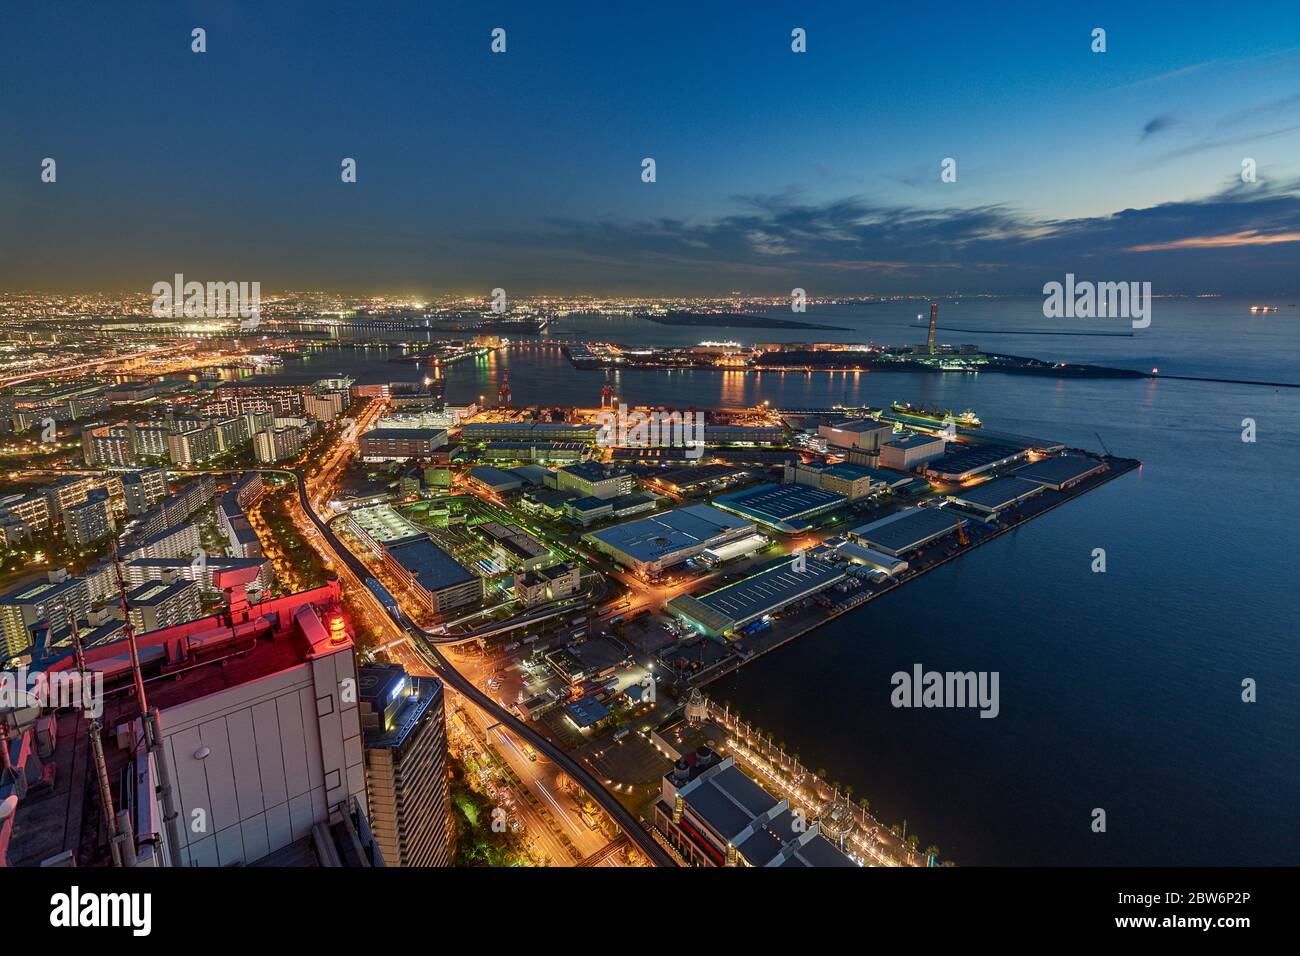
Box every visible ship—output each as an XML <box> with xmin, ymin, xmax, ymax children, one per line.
<box><xmin>890</xmin><ymin>401</ymin><xmax>981</xmax><ymax>428</ymax></box>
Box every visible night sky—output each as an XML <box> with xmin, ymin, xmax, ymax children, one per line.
<box><xmin>3</xmin><ymin>1</ymin><xmax>1300</xmax><ymax>295</ymax></box>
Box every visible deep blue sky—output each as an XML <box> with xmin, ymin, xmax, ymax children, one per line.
<box><xmin>3</xmin><ymin>1</ymin><xmax>1300</xmax><ymax>295</ymax></box>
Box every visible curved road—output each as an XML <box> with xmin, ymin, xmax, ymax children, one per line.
<box><xmin>281</xmin><ymin>468</ymin><xmax>676</xmax><ymax>869</ymax></box>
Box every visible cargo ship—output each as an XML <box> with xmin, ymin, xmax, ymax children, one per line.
<box><xmin>890</xmin><ymin>401</ymin><xmax>981</xmax><ymax>428</ymax></box>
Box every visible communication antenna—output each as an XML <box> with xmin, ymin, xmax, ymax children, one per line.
<box><xmin>109</xmin><ymin>539</ymin><xmax>148</xmax><ymax>717</ymax></box>
<box><xmin>68</xmin><ymin>616</ymin><xmax>126</xmax><ymax>866</ymax></box>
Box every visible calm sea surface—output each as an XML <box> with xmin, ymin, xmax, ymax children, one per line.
<box><xmin>277</xmin><ymin>297</ymin><xmax>1300</xmax><ymax>865</ymax></box>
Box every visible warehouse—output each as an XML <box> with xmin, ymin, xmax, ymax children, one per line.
<box><xmin>384</xmin><ymin>536</ymin><xmax>483</xmax><ymax>617</ymax></box>
<box><xmin>461</xmin><ymin>421</ymin><xmax>598</xmax><ymax>442</ymax></box>
<box><xmin>711</xmin><ymin>482</ymin><xmax>847</xmax><ymax>533</ymax></box>
<box><xmin>481</xmin><ymin>440</ymin><xmax>587</xmax><ymax>463</ymax></box>
<box><xmin>848</xmin><ymin>507</ymin><xmax>967</xmax><ymax>556</ymax></box>
<box><xmin>947</xmin><ymin>476</ymin><xmax>1045</xmax><ymax>514</ymax></box>
<box><xmin>1015</xmin><ymin>455</ymin><xmax>1109</xmax><ymax>490</ymax></box>
<box><xmin>923</xmin><ymin>443</ymin><xmax>1027</xmax><ymax>482</ymax></box>
<box><xmin>699</xmin><ymin>532</ymin><xmax>770</xmax><ymax>567</ymax></box>
<box><xmin>650</xmin><ymin>463</ymin><xmax>749</xmax><ymax>495</ymax></box>
<box><xmin>818</xmin><ymin>418</ymin><xmax>895</xmax><ymax>451</ymax></box>
<box><xmin>879</xmin><ymin>433</ymin><xmax>947</xmax><ymax>471</ymax></box>
<box><xmin>834</xmin><ymin>541</ymin><xmax>909</xmax><ymax>576</ymax></box>
<box><xmin>666</xmin><ymin>555</ymin><xmax>845</xmax><ymax>638</ymax></box>
<box><xmin>359</xmin><ymin>427</ymin><xmax>448</xmax><ymax>461</ymax></box>
<box><xmin>468</xmin><ymin>465</ymin><xmax>523</xmax><ymax>494</ymax></box>
<box><xmin>583</xmin><ymin>504</ymin><xmax>754</xmax><ymax>575</ymax></box>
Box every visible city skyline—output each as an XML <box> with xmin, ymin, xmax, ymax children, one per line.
<box><xmin>4</xmin><ymin>2</ymin><xmax>1300</xmax><ymax>295</ymax></box>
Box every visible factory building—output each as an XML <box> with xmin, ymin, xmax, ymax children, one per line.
<box><xmin>553</xmin><ymin>460</ymin><xmax>633</xmax><ymax>500</ymax></box>
<box><xmin>666</xmin><ymin>555</ymin><xmax>845</xmax><ymax>638</ymax></box>
<box><xmin>848</xmin><ymin>507</ymin><xmax>968</xmax><ymax>557</ymax></box>
<box><xmin>1015</xmin><ymin>455</ymin><xmax>1109</xmax><ymax>491</ymax></box>
<box><xmin>879</xmin><ymin>433</ymin><xmax>948</xmax><ymax>471</ymax></box>
<box><xmin>359</xmin><ymin>427</ymin><xmax>448</xmax><ymax>462</ymax></box>
<box><xmin>922</xmin><ymin>443</ymin><xmax>1028</xmax><ymax>483</ymax></box>
<box><xmin>346</xmin><ymin>506</ymin><xmax>482</xmax><ymax>618</ymax></box>
<box><xmin>711</xmin><ymin>482</ymin><xmax>847</xmax><ymax>534</ymax></box>
<box><xmin>468</xmin><ymin>465</ymin><xmax>523</xmax><ymax>494</ymax></box>
<box><xmin>817</xmin><ymin>418</ymin><xmax>895</xmax><ymax>452</ymax></box>
<box><xmin>946</xmin><ymin>476</ymin><xmax>1045</xmax><ymax>515</ymax></box>
<box><xmin>481</xmin><ymin>440</ymin><xmax>588</xmax><ymax>462</ymax></box>
<box><xmin>584</xmin><ymin>504</ymin><xmax>754</xmax><ymax>576</ymax></box>
<box><xmin>459</xmin><ymin>421</ymin><xmax>598</xmax><ymax>442</ymax></box>
<box><xmin>479</xmin><ymin>521</ymin><xmax>550</xmax><ymax>571</ymax></box>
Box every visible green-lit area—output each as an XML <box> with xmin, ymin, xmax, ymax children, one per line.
<box><xmin>448</xmin><ymin>757</ymin><xmax>533</xmax><ymax>867</ymax></box>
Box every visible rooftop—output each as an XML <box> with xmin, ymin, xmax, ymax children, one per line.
<box><xmin>849</xmin><ymin>506</ymin><xmax>966</xmax><ymax>553</ymax></box>
<box><xmin>584</xmin><ymin>504</ymin><xmax>752</xmax><ymax>564</ymax></box>
<box><xmin>711</xmin><ymin>482</ymin><xmax>847</xmax><ymax>531</ymax></box>
<box><xmin>386</xmin><ymin>536</ymin><xmax>478</xmax><ymax>591</ymax></box>
<box><xmin>884</xmin><ymin>433</ymin><xmax>946</xmax><ymax>449</ymax></box>
<box><xmin>1015</xmin><ymin>454</ymin><xmax>1107</xmax><ymax>486</ymax></box>
<box><xmin>949</xmin><ymin>475</ymin><xmax>1045</xmax><ymax>509</ymax></box>
<box><xmin>667</xmin><ymin>555</ymin><xmax>844</xmax><ymax>634</ymax></box>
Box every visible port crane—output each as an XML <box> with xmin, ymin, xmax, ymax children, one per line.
<box><xmin>1094</xmin><ymin>432</ymin><xmax>1113</xmax><ymax>457</ymax></box>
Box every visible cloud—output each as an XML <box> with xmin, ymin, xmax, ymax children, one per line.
<box><xmin>1140</xmin><ymin>115</ymin><xmax>1178</xmax><ymax>141</ymax></box>
<box><xmin>504</xmin><ymin>180</ymin><xmax>1300</xmax><ymax>294</ymax></box>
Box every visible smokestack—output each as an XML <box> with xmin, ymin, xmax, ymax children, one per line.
<box><xmin>928</xmin><ymin>303</ymin><xmax>938</xmax><ymax>354</ymax></box>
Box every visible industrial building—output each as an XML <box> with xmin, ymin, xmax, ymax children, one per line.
<box><xmin>583</xmin><ymin>504</ymin><xmax>754</xmax><ymax>576</ymax></box>
<box><xmin>467</xmin><ymin>465</ymin><xmax>523</xmax><ymax>494</ymax></box>
<box><xmin>359</xmin><ymin>427</ymin><xmax>448</xmax><ymax>461</ymax></box>
<box><xmin>923</xmin><ymin>443</ymin><xmax>1029</xmax><ymax>483</ymax></box>
<box><xmin>666</xmin><ymin>555</ymin><xmax>845</xmax><ymax>638</ymax></box>
<box><xmin>553</xmin><ymin>460</ymin><xmax>633</xmax><ymax>499</ymax></box>
<box><xmin>358</xmin><ymin>664</ymin><xmax>451</xmax><ymax>867</ymax></box>
<box><xmin>698</xmin><ymin>532</ymin><xmax>770</xmax><ymax>567</ymax></box>
<box><xmin>947</xmin><ymin>475</ymin><xmax>1046</xmax><ymax>514</ymax></box>
<box><xmin>347</xmin><ymin>505</ymin><xmax>483</xmax><ymax>617</ymax></box>
<box><xmin>848</xmin><ymin>507</ymin><xmax>968</xmax><ymax>556</ymax></box>
<box><xmin>460</xmin><ymin>421</ymin><xmax>598</xmax><ymax>442</ymax></box>
<box><xmin>711</xmin><ymin>482</ymin><xmax>847</xmax><ymax>533</ymax></box>
<box><xmin>1015</xmin><ymin>455</ymin><xmax>1109</xmax><ymax>490</ymax></box>
<box><xmin>879</xmin><ymin>433</ymin><xmax>947</xmax><ymax>471</ymax></box>
<box><xmin>817</xmin><ymin>418</ymin><xmax>895</xmax><ymax>452</ymax></box>
<box><xmin>384</xmin><ymin>536</ymin><xmax>483</xmax><ymax>618</ymax></box>
<box><xmin>786</xmin><ymin>461</ymin><xmax>896</xmax><ymax>501</ymax></box>
<box><xmin>834</xmin><ymin>541</ymin><xmax>909</xmax><ymax>576</ymax></box>
<box><xmin>650</xmin><ymin>463</ymin><xmax>750</xmax><ymax>495</ymax></box>
<box><xmin>481</xmin><ymin>440</ymin><xmax>587</xmax><ymax>462</ymax></box>
<box><xmin>652</xmin><ymin>747</ymin><xmax>856</xmax><ymax>867</ymax></box>
<box><xmin>565</xmin><ymin>495</ymin><xmax>613</xmax><ymax>525</ymax></box>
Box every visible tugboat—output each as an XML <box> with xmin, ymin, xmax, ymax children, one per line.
<box><xmin>890</xmin><ymin>401</ymin><xmax>982</xmax><ymax>428</ymax></box>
